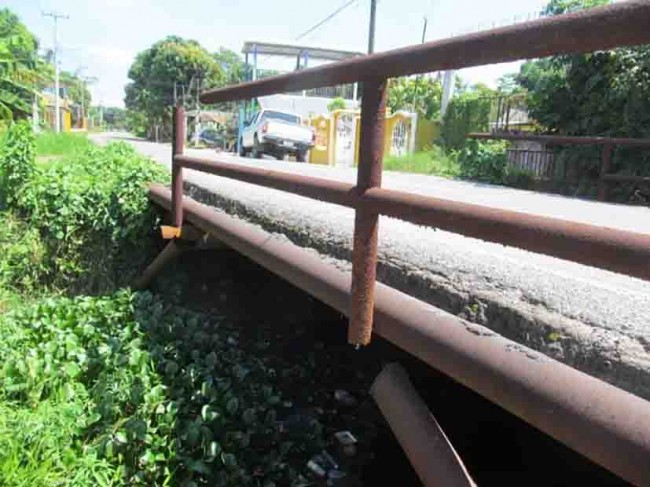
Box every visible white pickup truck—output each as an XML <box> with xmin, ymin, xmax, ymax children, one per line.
<box><xmin>240</xmin><ymin>109</ymin><xmax>314</xmax><ymax>162</ymax></box>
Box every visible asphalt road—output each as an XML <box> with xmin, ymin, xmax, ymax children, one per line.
<box><xmin>94</xmin><ymin>132</ymin><xmax>650</xmax><ymax>398</ymax></box>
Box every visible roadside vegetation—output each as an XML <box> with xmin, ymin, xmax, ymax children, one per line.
<box><xmin>1</xmin><ymin>125</ymin><xmax>379</xmax><ymax>486</ymax></box>
<box><xmin>35</xmin><ymin>131</ymin><xmax>92</xmax><ymax>157</ymax></box>
<box><xmin>383</xmin><ymin>147</ymin><xmax>460</xmax><ymax>178</ymax></box>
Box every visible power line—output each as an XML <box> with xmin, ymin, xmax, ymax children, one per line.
<box><xmin>296</xmin><ymin>0</ymin><xmax>358</xmax><ymax>41</ymax></box>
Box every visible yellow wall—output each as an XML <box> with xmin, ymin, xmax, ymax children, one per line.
<box><xmin>63</xmin><ymin>111</ymin><xmax>72</xmax><ymax>132</ymax></box>
<box><xmin>309</xmin><ymin>110</ymin><xmax>430</xmax><ymax>165</ymax></box>
<box><xmin>309</xmin><ymin>115</ymin><xmax>331</xmax><ymax>164</ymax></box>
<box><xmin>414</xmin><ymin>119</ymin><xmax>440</xmax><ymax>152</ymax></box>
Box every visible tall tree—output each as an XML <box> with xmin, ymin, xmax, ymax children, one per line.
<box><xmin>124</xmin><ymin>36</ymin><xmax>223</xmax><ymax>140</ymax></box>
<box><xmin>0</xmin><ymin>9</ymin><xmax>48</xmax><ymax>121</ymax></box>
<box><xmin>213</xmin><ymin>47</ymin><xmax>246</xmax><ymax>86</ymax></box>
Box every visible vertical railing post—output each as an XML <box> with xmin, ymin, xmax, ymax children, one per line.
<box><xmin>348</xmin><ymin>77</ymin><xmax>387</xmax><ymax>346</ymax></box>
<box><xmin>598</xmin><ymin>143</ymin><xmax>613</xmax><ymax>201</ymax></box>
<box><xmin>171</xmin><ymin>103</ymin><xmax>185</xmax><ymax>228</ymax></box>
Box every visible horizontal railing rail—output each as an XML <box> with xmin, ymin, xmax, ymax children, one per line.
<box><xmin>152</xmin><ymin>3</ymin><xmax>650</xmax><ymax>483</ymax></box>
<box><xmin>150</xmin><ymin>183</ymin><xmax>650</xmax><ymax>486</ymax></box>
<box><xmin>175</xmin><ymin>154</ymin><xmax>650</xmax><ymax>280</ymax></box>
<box><xmin>470</xmin><ymin>132</ymin><xmax>650</xmax><ymax>200</ymax></box>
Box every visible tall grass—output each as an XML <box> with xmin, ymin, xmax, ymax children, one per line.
<box><xmin>384</xmin><ymin>147</ymin><xmax>460</xmax><ymax>178</ymax></box>
<box><xmin>35</xmin><ymin>131</ymin><xmax>92</xmax><ymax>157</ymax></box>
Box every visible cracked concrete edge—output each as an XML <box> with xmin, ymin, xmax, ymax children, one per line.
<box><xmin>182</xmin><ymin>181</ymin><xmax>650</xmax><ymax>400</ymax></box>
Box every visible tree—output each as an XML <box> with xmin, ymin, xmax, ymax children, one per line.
<box><xmin>59</xmin><ymin>70</ymin><xmax>92</xmax><ymax>107</ymax></box>
<box><xmin>124</xmin><ymin>36</ymin><xmax>223</xmax><ymax>140</ymax></box>
<box><xmin>541</xmin><ymin>0</ymin><xmax>608</xmax><ymax>16</ymax></box>
<box><xmin>515</xmin><ymin>0</ymin><xmax>650</xmax><ymax>197</ymax></box>
<box><xmin>439</xmin><ymin>83</ymin><xmax>495</xmax><ymax>150</ymax></box>
<box><xmin>213</xmin><ymin>47</ymin><xmax>246</xmax><ymax>86</ymax></box>
<box><xmin>327</xmin><ymin>97</ymin><xmax>346</xmax><ymax>112</ymax></box>
<box><xmin>387</xmin><ymin>76</ymin><xmax>441</xmax><ymax>120</ymax></box>
<box><xmin>0</xmin><ymin>9</ymin><xmax>48</xmax><ymax>121</ymax></box>
<box><xmin>516</xmin><ymin>0</ymin><xmax>650</xmax><ymax>138</ymax></box>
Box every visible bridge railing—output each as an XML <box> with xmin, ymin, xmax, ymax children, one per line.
<box><xmin>162</xmin><ymin>2</ymin><xmax>650</xmax><ymax>484</ymax></box>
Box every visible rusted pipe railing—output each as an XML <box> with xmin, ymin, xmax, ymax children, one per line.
<box><xmin>349</xmin><ymin>78</ymin><xmax>386</xmax><ymax>345</ymax></box>
<box><xmin>184</xmin><ymin>3</ymin><xmax>650</xmax><ymax>344</ymax></box>
<box><xmin>371</xmin><ymin>363</ymin><xmax>476</xmax><ymax>486</ymax></box>
<box><xmin>171</xmin><ymin>104</ymin><xmax>185</xmax><ymax>229</ymax></box>
<box><xmin>470</xmin><ymin>133</ymin><xmax>650</xmax><ymax>201</ymax></box>
<box><xmin>149</xmin><ymin>183</ymin><xmax>650</xmax><ymax>486</ymax></box>
<box><xmin>149</xmin><ymin>5</ymin><xmax>650</xmax><ymax>480</ymax></box>
<box><xmin>174</xmin><ymin>155</ymin><xmax>650</xmax><ymax>281</ymax></box>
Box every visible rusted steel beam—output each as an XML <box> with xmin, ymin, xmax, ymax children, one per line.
<box><xmin>349</xmin><ymin>78</ymin><xmax>387</xmax><ymax>346</ymax></box>
<box><xmin>148</xmin><ymin>183</ymin><xmax>650</xmax><ymax>485</ymax></box>
<box><xmin>361</xmin><ymin>187</ymin><xmax>650</xmax><ymax>280</ymax></box>
<box><xmin>174</xmin><ymin>155</ymin><xmax>650</xmax><ymax>280</ymax></box>
<box><xmin>371</xmin><ymin>363</ymin><xmax>476</xmax><ymax>487</ymax></box>
<box><xmin>470</xmin><ymin>132</ymin><xmax>650</xmax><ymax>147</ymax></box>
<box><xmin>134</xmin><ymin>240</ymin><xmax>183</xmax><ymax>290</ymax></box>
<box><xmin>175</xmin><ymin>154</ymin><xmax>356</xmax><ymax>206</ymax></box>
<box><xmin>171</xmin><ymin>104</ymin><xmax>185</xmax><ymax>228</ymax></box>
<box><xmin>602</xmin><ymin>174</ymin><xmax>650</xmax><ymax>184</ymax></box>
<box><xmin>200</xmin><ymin>1</ymin><xmax>650</xmax><ymax>104</ymax></box>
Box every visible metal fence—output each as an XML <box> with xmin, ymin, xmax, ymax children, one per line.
<box><xmin>154</xmin><ymin>3</ymin><xmax>650</xmax><ymax>484</ymax></box>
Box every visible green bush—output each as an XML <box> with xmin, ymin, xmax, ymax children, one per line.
<box><xmin>458</xmin><ymin>139</ymin><xmax>508</xmax><ymax>182</ymax></box>
<box><xmin>0</xmin><ymin>212</ymin><xmax>46</xmax><ymax>294</ymax></box>
<box><xmin>458</xmin><ymin>140</ymin><xmax>534</xmax><ymax>189</ymax></box>
<box><xmin>0</xmin><ymin>120</ymin><xmax>35</xmax><ymax>209</ymax></box>
<box><xmin>439</xmin><ymin>92</ymin><xmax>492</xmax><ymax>151</ymax></box>
<box><xmin>17</xmin><ymin>142</ymin><xmax>169</xmax><ymax>293</ymax></box>
<box><xmin>0</xmin><ymin>291</ymin><xmax>175</xmax><ymax>485</ymax></box>
<box><xmin>384</xmin><ymin>147</ymin><xmax>460</xmax><ymax>177</ymax></box>
<box><xmin>35</xmin><ymin>131</ymin><xmax>92</xmax><ymax>157</ymax></box>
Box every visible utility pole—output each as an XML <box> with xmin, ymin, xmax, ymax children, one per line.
<box><xmin>411</xmin><ymin>17</ymin><xmax>428</xmax><ymax>113</ymax></box>
<box><xmin>42</xmin><ymin>11</ymin><xmax>69</xmax><ymax>133</ymax></box>
<box><xmin>368</xmin><ymin>0</ymin><xmax>377</xmax><ymax>54</ymax></box>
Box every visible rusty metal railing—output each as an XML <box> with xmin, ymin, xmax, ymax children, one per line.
<box><xmin>471</xmin><ymin>132</ymin><xmax>650</xmax><ymax>200</ymax></box>
<box><xmin>153</xmin><ymin>2</ymin><xmax>650</xmax><ymax>483</ymax></box>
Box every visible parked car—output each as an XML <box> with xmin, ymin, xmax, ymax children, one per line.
<box><xmin>240</xmin><ymin>109</ymin><xmax>314</xmax><ymax>162</ymax></box>
<box><xmin>195</xmin><ymin>128</ymin><xmax>227</xmax><ymax>149</ymax></box>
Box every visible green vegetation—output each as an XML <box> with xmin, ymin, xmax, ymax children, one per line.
<box><xmin>1</xmin><ymin>9</ymin><xmax>92</xmax><ymax>124</ymax></box>
<box><xmin>326</xmin><ymin>97</ymin><xmax>346</xmax><ymax>112</ymax></box>
<box><xmin>0</xmin><ymin>122</ymin><xmax>344</xmax><ymax>485</ymax></box>
<box><xmin>388</xmin><ymin>76</ymin><xmax>442</xmax><ymax>120</ymax></box>
<box><xmin>458</xmin><ymin>139</ymin><xmax>533</xmax><ymax>188</ymax></box>
<box><xmin>35</xmin><ymin>131</ymin><xmax>92</xmax><ymax>157</ymax></box>
<box><xmin>439</xmin><ymin>84</ymin><xmax>494</xmax><ymax>151</ymax></box>
<box><xmin>125</xmin><ymin>37</ymin><xmax>225</xmax><ymax>140</ymax></box>
<box><xmin>384</xmin><ymin>147</ymin><xmax>460</xmax><ymax>177</ymax></box>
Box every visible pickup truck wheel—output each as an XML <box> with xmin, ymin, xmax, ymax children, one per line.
<box><xmin>296</xmin><ymin>150</ymin><xmax>307</xmax><ymax>163</ymax></box>
<box><xmin>252</xmin><ymin>135</ymin><xmax>262</xmax><ymax>159</ymax></box>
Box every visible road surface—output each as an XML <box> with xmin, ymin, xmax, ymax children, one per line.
<box><xmin>94</xmin><ymin>133</ymin><xmax>650</xmax><ymax>399</ymax></box>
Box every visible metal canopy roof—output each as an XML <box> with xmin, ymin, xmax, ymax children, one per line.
<box><xmin>242</xmin><ymin>41</ymin><xmax>363</xmax><ymax>61</ymax></box>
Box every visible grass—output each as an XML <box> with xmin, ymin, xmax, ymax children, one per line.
<box><xmin>35</xmin><ymin>131</ymin><xmax>92</xmax><ymax>157</ymax></box>
<box><xmin>384</xmin><ymin>146</ymin><xmax>460</xmax><ymax>178</ymax></box>
<box><xmin>0</xmin><ymin>123</ymin><xmax>344</xmax><ymax>485</ymax></box>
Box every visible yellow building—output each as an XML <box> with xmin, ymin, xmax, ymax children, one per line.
<box><xmin>42</xmin><ymin>90</ymin><xmax>85</xmax><ymax>132</ymax></box>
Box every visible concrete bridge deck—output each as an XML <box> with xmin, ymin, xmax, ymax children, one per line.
<box><xmin>95</xmin><ymin>133</ymin><xmax>650</xmax><ymax>399</ymax></box>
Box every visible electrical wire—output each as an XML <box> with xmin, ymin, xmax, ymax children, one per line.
<box><xmin>295</xmin><ymin>0</ymin><xmax>358</xmax><ymax>41</ymax></box>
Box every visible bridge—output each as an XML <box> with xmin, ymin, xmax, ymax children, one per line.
<box><xmin>121</xmin><ymin>3</ymin><xmax>650</xmax><ymax>485</ymax></box>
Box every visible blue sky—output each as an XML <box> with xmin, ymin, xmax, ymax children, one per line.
<box><xmin>7</xmin><ymin>0</ymin><xmax>549</xmax><ymax>107</ymax></box>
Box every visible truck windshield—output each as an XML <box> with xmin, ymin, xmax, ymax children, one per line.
<box><xmin>262</xmin><ymin>111</ymin><xmax>300</xmax><ymax>124</ymax></box>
